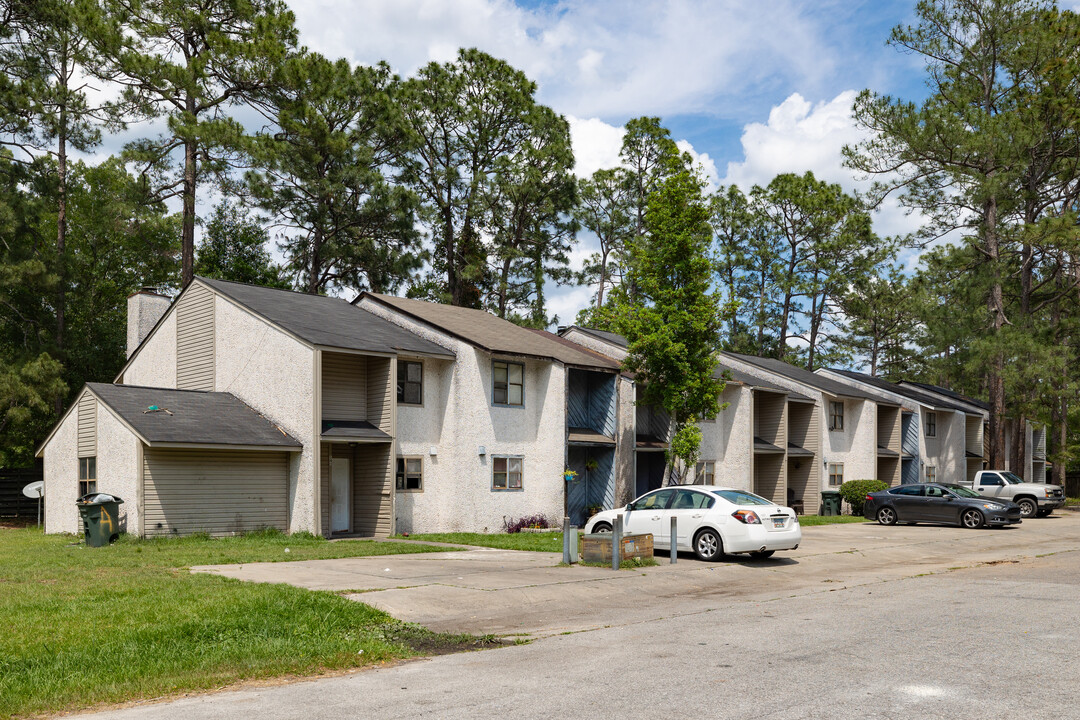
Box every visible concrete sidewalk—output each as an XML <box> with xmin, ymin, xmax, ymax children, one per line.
<box><xmin>193</xmin><ymin>513</ymin><xmax>1080</xmax><ymax>637</ymax></box>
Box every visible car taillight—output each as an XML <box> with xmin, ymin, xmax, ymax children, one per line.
<box><xmin>865</xmin><ymin>494</ymin><xmax>873</xmax><ymax>503</ymax></box>
<box><xmin>732</xmin><ymin>509</ymin><xmax>761</xmax><ymax>524</ymax></box>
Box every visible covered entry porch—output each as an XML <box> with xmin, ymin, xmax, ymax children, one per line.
<box><xmin>319</xmin><ymin>439</ymin><xmax>394</xmax><ymax>537</ymax></box>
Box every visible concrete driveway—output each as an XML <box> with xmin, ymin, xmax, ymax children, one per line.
<box><xmin>193</xmin><ymin>512</ymin><xmax>1080</xmax><ymax>637</ymax></box>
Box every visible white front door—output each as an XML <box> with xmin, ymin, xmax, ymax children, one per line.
<box><xmin>330</xmin><ymin>457</ymin><xmax>351</xmax><ymax>533</ymax></box>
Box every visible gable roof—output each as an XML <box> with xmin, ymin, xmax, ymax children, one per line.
<box><xmin>725</xmin><ymin>352</ymin><xmax>900</xmax><ymax>405</ymax></box>
<box><xmin>88</xmin><ymin>383</ymin><xmax>302</xmax><ymax>449</ymax></box>
<box><xmin>359</xmin><ymin>293</ymin><xmax>619</xmax><ymax>370</ymax></box>
<box><xmin>899</xmin><ymin>380</ymin><xmax>990</xmax><ymax>413</ymax></box>
<box><xmin>827</xmin><ymin>369</ymin><xmax>973</xmax><ymax>414</ymax></box>
<box><xmin>200</xmin><ymin>277</ymin><xmax>453</xmax><ymax>358</ymax></box>
<box><xmin>565</xmin><ymin>326</ymin><xmax>628</xmax><ymax>349</ymax></box>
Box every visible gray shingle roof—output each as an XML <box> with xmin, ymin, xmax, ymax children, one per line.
<box><xmin>89</xmin><ymin>383</ymin><xmax>301</xmax><ymax>448</ymax></box>
<box><xmin>829</xmin><ymin>369</ymin><xmax>972</xmax><ymax>413</ymax></box>
<box><xmin>568</xmin><ymin>326</ymin><xmax>628</xmax><ymax>348</ymax></box>
<box><xmin>726</xmin><ymin>353</ymin><xmax>899</xmax><ymax>404</ymax></box>
<box><xmin>199</xmin><ymin>277</ymin><xmax>453</xmax><ymax>358</ymax></box>
<box><xmin>360</xmin><ymin>293</ymin><xmax>620</xmax><ymax>370</ymax></box>
<box><xmin>900</xmin><ymin>380</ymin><xmax>989</xmax><ymax>413</ymax></box>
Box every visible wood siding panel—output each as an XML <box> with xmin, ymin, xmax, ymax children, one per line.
<box><xmin>142</xmin><ymin>449</ymin><xmax>288</xmax><ymax>537</ymax></box>
<box><xmin>754</xmin><ymin>393</ymin><xmax>785</xmax><ymax>445</ymax></box>
<box><xmin>322</xmin><ymin>353</ymin><xmax>367</xmax><ymax>420</ymax></box>
<box><xmin>877</xmin><ymin>406</ymin><xmax>900</xmax><ymax>451</ymax></box>
<box><xmin>176</xmin><ymin>283</ymin><xmax>215</xmax><ymax>391</ymax></box>
<box><xmin>754</xmin><ymin>454</ymin><xmax>785</xmax><ymax>505</ymax></box>
<box><xmin>77</xmin><ymin>392</ymin><xmax>96</xmax><ymax>458</ymax></box>
<box><xmin>353</xmin><ymin>443</ymin><xmax>392</xmax><ymax>536</ymax></box>
<box><xmin>366</xmin><ymin>357</ymin><xmax>393</xmax><ymax>434</ymax></box>
<box><xmin>320</xmin><ymin>443</ymin><xmax>330</xmax><ymax>533</ymax></box>
<box><xmin>568</xmin><ymin>370</ymin><xmax>617</xmax><ymax>437</ymax></box>
<box><xmin>967</xmin><ymin>418</ymin><xmax>983</xmax><ymax>457</ymax></box>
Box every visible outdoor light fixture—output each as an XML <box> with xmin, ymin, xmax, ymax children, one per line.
<box><xmin>478</xmin><ymin>445</ymin><xmax>486</xmax><ymax>456</ymax></box>
<box><xmin>429</xmin><ymin>445</ymin><xmax>438</xmax><ymax>456</ymax></box>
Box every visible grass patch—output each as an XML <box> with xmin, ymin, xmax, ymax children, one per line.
<box><xmin>1065</xmin><ymin>497</ymin><xmax>1080</xmax><ymax>507</ymax></box>
<box><xmin>0</xmin><ymin>527</ymin><xmax>479</xmax><ymax>719</ymax></box>
<box><xmin>579</xmin><ymin>556</ymin><xmax>658</xmax><ymax>569</ymax></box>
<box><xmin>395</xmin><ymin>531</ymin><xmax>579</xmax><ymax>552</ymax></box>
<box><xmin>797</xmin><ymin>515</ymin><xmax>867</xmax><ymax>526</ymax></box>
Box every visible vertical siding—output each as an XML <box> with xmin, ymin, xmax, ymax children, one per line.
<box><xmin>567</xmin><ymin>370</ymin><xmax>617</xmax><ymax>437</ymax></box>
<box><xmin>754</xmin><ymin>392</ymin><xmax>784</xmax><ymax>444</ymax></box>
<box><xmin>353</xmin><ymin>443</ymin><xmax>393</xmax><ymax>536</ymax></box>
<box><xmin>366</xmin><ymin>357</ymin><xmax>393</xmax><ymax>434</ymax></box>
<box><xmin>77</xmin><ymin>392</ymin><xmax>96</xmax><ymax>457</ymax></box>
<box><xmin>877</xmin><ymin>406</ymin><xmax>900</xmax><ymax>451</ymax></box>
<box><xmin>966</xmin><ymin>417</ymin><xmax>983</xmax><ymax>457</ymax></box>
<box><xmin>567</xmin><ymin>370</ymin><xmax>589</xmax><ymax>428</ymax></box>
<box><xmin>176</xmin><ymin>283</ymin><xmax>215</xmax><ymax>391</ymax></box>
<box><xmin>319</xmin><ymin>443</ymin><xmax>330</xmax><ymax>534</ymax></box>
<box><xmin>321</xmin><ymin>353</ymin><xmax>368</xmax><ymax>420</ymax></box>
<box><xmin>142</xmin><ymin>449</ymin><xmax>288</xmax><ymax>537</ymax></box>
<box><xmin>754</xmin><ymin>454</ymin><xmax>785</xmax><ymax>505</ymax></box>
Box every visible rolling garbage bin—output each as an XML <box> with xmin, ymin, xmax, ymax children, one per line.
<box><xmin>820</xmin><ymin>490</ymin><xmax>842</xmax><ymax>517</ymax></box>
<box><xmin>77</xmin><ymin>493</ymin><xmax>124</xmax><ymax>547</ymax></box>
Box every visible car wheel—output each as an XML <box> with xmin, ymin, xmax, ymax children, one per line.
<box><xmin>1016</xmin><ymin>498</ymin><xmax>1037</xmax><ymax>518</ymax></box>
<box><xmin>961</xmin><ymin>508</ymin><xmax>985</xmax><ymax>529</ymax></box>
<box><xmin>693</xmin><ymin>528</ymin><xmax>723</xmax><ymax>562</ymax></box>
<box><xmin>876</xmin><ymin>506</ymin><xmax>897</xmax><ymax>526</ymax></box>
<box><xmin>749</xmin><ymin>550</ymin><xmax>775</xmax><ymax>560</ymax></box>
<box><xmin>592</xmin><ymin>521</ymin><xmax>612</xmax><ymax>533</ymax></box>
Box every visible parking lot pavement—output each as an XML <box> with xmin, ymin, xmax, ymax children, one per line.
<box><xmin>84</xmin><ymin>523</ymin><xmax>1080</xmax><ymax>720</ymax></box>
<box><xmin>193</xmin><ymin>512</ymin><xmax>1080</xmax><ymax>637</ymax></box>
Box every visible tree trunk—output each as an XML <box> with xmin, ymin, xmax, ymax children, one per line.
<box><xmin>181</xmin><ymin>134</ymin><xmax>197</xmax><ymax>288</ymax></box>
<box><xmin>307</xmin><ymin>227</ymin><xmax>323</xmax><ymax>294</ymax></box>
<box><xmin>497</xmin><ymin>256</ymin><xmax>511</xmax><ymax>318</ymax></box>
<box><xmin>54</xmin><ymin>104</ymin><xmax>67</xmax><ymax>417</ymax></box>
<box><xmin>1010</xmin><ymin>415</ymin><xmax>1026</xmax><ymax>479</ymax></box>
<box><xmin>985</xmin><ymin>194</ymin><xmax>1007</xmax><ymax>469</ymax></box>
<box><xmin>596</xmin><ymin>246</ymin><xmax>609</xmax><ymax>310</ymax></box>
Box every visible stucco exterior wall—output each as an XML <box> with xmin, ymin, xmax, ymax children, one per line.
<box><xmin>42</xmin><ymin>393</ymin><xmax>140</xmax><ymax>535</ymax></box>
<box><xmin>920</xmin><ymin>409</ymin><xmax>965</xmax><ymax>484</ymax></box>
<box><xmin>43</xmin><ymin>399</ymin><xmax>80</xmax><ymax>534</ymax></box>
<box><xmin>122</xmin><ymin>310</ymin><xmax>176</xmax><ymax>388</ymax></box>
<box><xmin>825</xmin><ymin>397</ymin><xmax>877</xmax><ymax>483</ymax></box>
<box><xmin>214</xmin><ymin>296</ymin><xmax>316</xmax><ymax>533</ymax></box>
<box><xmin>614</xmin><ymin>375</ymin><xmax>636</xmax><ymax>506</ymax></box>
<box><xmin>700</xmin><ymin>384</ymin><xmax>752</xmax><ymax>490</ymax></box>
<box><xmin>560</xmin><ymin>328</ymin><xmax>627</xmax><ymax>361</ymax></box>
<box><xmin>360</xmin><ymin>297</ymin><xmax>567</xmax><ymax>533</ymax></box>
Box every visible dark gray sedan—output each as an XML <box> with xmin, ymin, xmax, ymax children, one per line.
<box><xmin>864</xmin><ymin>483</ymin><xmax>1022</xmax><ymax>529</ymax></box>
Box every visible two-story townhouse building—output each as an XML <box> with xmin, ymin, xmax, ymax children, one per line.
<box><xmin>38</xmin><ymin>277</ymin><xmax>454</xmax><ymax>538</ymax></box>
<box><xmin>354</xmin><ymin>294</ymin><xmax>628</xmax><ymax>532</ymax></box>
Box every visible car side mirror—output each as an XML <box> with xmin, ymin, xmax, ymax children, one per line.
<box><xmin>624</xmin><ymin>504</ymin><xmax>633</xmax><ymax>512</ymax></box>
<box><xmin>945</xmin><ymin>495</ymin><xmax>954</xmax><ymax>501</ymax></box>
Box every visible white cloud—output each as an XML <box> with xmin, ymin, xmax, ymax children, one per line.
<box><xmin>567</xmin><ymin>116</ymin><xmax>625</xmax><ymax>178</ymax></box>
<box><xmin>676</xmin><ymin>140</ymin><xmax>719</xmax><ymax>191</ymax></box>
<box><xmin>721</xmin><ymin>90</ymin><xmax>925</xmax><ymax>241</ymax></box>
<box><xmin>289</xmin><ymin>0</ymin><xmax>835</xmax><ymax>119</ymax></box>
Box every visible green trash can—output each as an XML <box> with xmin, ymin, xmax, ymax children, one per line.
<box><xmin>77</xmin><ymin>493</ymin><xmax>124</xmax><ymax>547</ymax></box>
<box><xmin>820</xmin><ymin>490</ymin><xmax>842</xmax><ymax>517</ymax></box>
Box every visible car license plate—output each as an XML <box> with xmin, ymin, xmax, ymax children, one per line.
<box><xmin>772</xmin><ymin>517</ymin><xmax>785</xmax><ymax>528</ymax></box>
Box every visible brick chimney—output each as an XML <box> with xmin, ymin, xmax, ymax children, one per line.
<box><xmin>127</xmin><ymin>287</ymin><xmax>172</xmax><ymax>357</ymax></box>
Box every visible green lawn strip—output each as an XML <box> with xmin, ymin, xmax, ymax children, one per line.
<box><xmin>396</xmin><ymin>531</ymin><xmax>571</xmax><ymax>552</ymax></box>
<box><xmin>1065</xmin><ymin>497</ymin><xmax>1080</xmax><ymax>507</ymax></box>
<box><xmin>797</xmin><ymin>515</ymin><xmax>868</xmax><ymax>526</ymax></box>
<box><xmin>0</xmin><ymin>528</ymin><xmax>481</xmax><ymax>719</ymax></box>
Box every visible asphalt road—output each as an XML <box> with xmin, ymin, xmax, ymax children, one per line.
<box><xmin>82</xmin><ymin>518</ymin><xmax>1080</xmax><ymax>720</ymax></box>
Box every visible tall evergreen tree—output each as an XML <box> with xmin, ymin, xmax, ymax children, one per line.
<box><xmin>195</xmin><ymin>202</ymin><xmax>286</xmax><ymax>288</ymax></box>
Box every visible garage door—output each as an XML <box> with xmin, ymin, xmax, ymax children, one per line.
<box><xmin>143</xmin><ymin>448</ymin><xmax>289</xmax><ymax>537</ymax></box>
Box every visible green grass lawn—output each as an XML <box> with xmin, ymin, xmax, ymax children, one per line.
<box><xmin>0</xmin><ymin>528</ymin><xmax>477</xmax><ymax>719</ymax></box>
<box><xmin>1066</xmin><ymin>497</ymin><xmax>1080</xmax><ymax>507</ymax></box>
<box><xmin>797</xmin><ymin>514</ymin><xmax>868</xmax><ymax>526</ymax></box>
<box><xmin>396</xmin><ymin>531</ymin><xmax>573</xmax><ymax>552</ymax></box>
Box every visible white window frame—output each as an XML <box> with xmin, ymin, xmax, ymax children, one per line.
<box><xmin>829</xmin><ymin>401</ymin><xmax>844</xmax><ymax>431</ymax></box>
<box><xmin>695</xmin><ymin>460</ymin><xmax>716</xmax><ymax>484</ymax></box>
<box><xmin>397</xmin><ymin>360</ymin><xmax>423</xmax><ymax>406</ymax></box>
<box><xmin>828</xmin><ymin>462</ymin><xmax>844</xmax><ymax>487</ymax></box>
<box><xmin>396</xmin><ymin>456</ymin><xmax>423</xmax><ymax>492</ymax></box>
<box><xmin>492</xmin><ymin>455</ymin><xmax>524</xmax><ymax>491</ymax></box>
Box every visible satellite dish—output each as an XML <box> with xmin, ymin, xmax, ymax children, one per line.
<box><xmin>22</xmin><ymin>480</ymin><xmax>44</xmax><ymax>499</ymax></box>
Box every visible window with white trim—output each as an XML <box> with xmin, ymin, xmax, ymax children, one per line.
<box><xmin>493</xmin><ymin>361</ymin><xmax>524</xmax><ymax>406</ymax></box>
<box><xmin>828</xmin><ymin>462</ymin><xmax>844</xmax><ymax>487</ymax></box>
<box><xmin>79</xmin><ymin>457</ymin><xmax>97</xmax><ymax>496</ymax></box>
<box><xmin>925</xmin><ymin>412</ymin><xmax>937</xmax><ymax>437</ymax></box>
<box><xmin>397</xmin><ymin>360</ymin><xmax>423</xmax><ymax>405</ymax></box>
<box><xmin>695</xmin><ymin>460</ymin><xmax>715</xmax><ymax>484</ymax></box>
<box><xmin>396</xmin><ymin>457</ymin><xmax>423</xmax><ymax>492</ymax></box>
<box><xmin>829</xmin><ymin>401</ymin><xmax>844</xmax><ymax>431</ymax></box>
<box><xmin>492</xmin><ymin>456</ymin><xmax>523</xmax><ymax>490</ymax></box>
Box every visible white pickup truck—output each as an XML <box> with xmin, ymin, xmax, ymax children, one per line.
<box><xmin>961</xmin><ymin>470</ymin><xmax>1065</xmax><ymax>518</ymax></box>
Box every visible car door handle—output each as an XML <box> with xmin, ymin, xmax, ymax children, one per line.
<box><xmin>651</xmin><ymin>515</ymin><xmax>661</xmax><ymax>520</ymax></box>
<box><xmin>692</xmin><ymin>513</ymin><xmax>703</xmax><ymax>518</ymax></box>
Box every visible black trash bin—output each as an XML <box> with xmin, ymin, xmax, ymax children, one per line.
<box><xmin>820</xmin><ymin>490</ymin><xmax>842</xmax><ymax>517</ymax></box>
<box><xmin>76</xmin><ymin>493</ymin><xmax>124</xmax><ymax>547</ymax></box>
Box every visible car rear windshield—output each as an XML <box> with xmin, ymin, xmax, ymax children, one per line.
<box><xmin>714</xmin><ymin>489</ymin><xmax>773</xmax><ymax>506</ymax></box>
<box><xmin>941</xmin><ymin>484</ymin><xmax>981</xmax><ymax>498</ymax></box>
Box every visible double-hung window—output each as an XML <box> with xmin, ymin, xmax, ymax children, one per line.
<box><xmin>925</xmin><ymin>465</ymin><xmax>937</xmax><ymax>483</ymax></box>
<box><xmin>493</xmin><ymin>361</ymin><xmax>524</xmax><ymax>406</ymax></box>
<box><xmin>925</xmin><ymin>412</ymin><xmax>937</xmax><ymax>437</ymax></box>
<box><xmin>829</xmin><ymin>401</ymin><xmax>844</xmax><ymax>431</ymax></box>
<box><xmin>695</xmin><ymin>460</ymin><xmax>715</xmax><ymax>485</ymax></box>
<box><xmin>78</xmin><ymin>457</ymin><xmax>97</xmax><ymax>496</ymax></box>
<box><xmin>492</xmin><ymin>456</ymin><xmax>523</xmax><ymax>490</ymax></box>
<box><xmin>396</xmin><ymin>457</ymin><xmax>423</xmax><ymax>491</ymax></box>
<box><xmin>828</xmin><ymin>462</ymin><xmax>844</xmax><ymax>487</ymax></box>
<box><xmin>397</xmin><ymin>360</ymin><xmax>423</xmax><ymax>405</ymax></box>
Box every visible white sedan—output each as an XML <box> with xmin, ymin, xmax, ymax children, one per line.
<box><xmin>584</xmin><ymin>485</ymin><xmax>802</xmax><ymax>561</ymax></box>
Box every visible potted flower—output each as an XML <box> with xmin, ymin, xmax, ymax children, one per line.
<box><xmin>563</xmin><ymin>469</ymin><xmax>578</xmax><ymax>482</ymax></box>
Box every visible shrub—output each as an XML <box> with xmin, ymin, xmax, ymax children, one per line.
<box><xmin>503</xmin><ymin>514</ymin><xmax>553</xmax><ymax>534</ymax></box>
<box><xmin>839</xmin><ymin>479</ymin><xmax>889</xmax><ymax>515</ymax></box>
